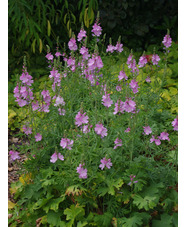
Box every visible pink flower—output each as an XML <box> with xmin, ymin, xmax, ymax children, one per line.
<box><xmin>150</xmin><ymin>135</ymin><xmax>161</xmax><ymax>145</ymax></box>
<box><xmin>113</xmin><ymin>100</ymin><xmax>125</xmax><ymax>115</ymax></box>
<box><xmin>128</xmin><ymin>175</ymin><xmax>138</xmax><ymax>186</ymax></box>
<box><xmin>116</xmin><ymin>85</ymin><xmax>122</xmax><ymax>91</ymax></box>
<box><xmin>35</xmin><ymin>133</ymin><xmax>42</xmax><ymax>142</ymax></box>
<box><xmin>54</xmin><ymin>96</ymin><xmax>65</xmax><ymax>107</ymax></box>
<box><xmin>50</xmin><ymin>152</ymin><xmax>58</xmax><ymax>163</ymax></box>
<box><xmin>102</xmin><ymin>93</ymin><xmax>113</xmax><ymax>108</ymax></box>
<box><xmin>114</xmin><ymin>138</ymin><xmax>122</xmax><ymax>149</ymax></box>
<box><xmin>68</xmin><ymin>37</ymin><xmax>78</xmax><ymax>51</ymax></box>
<box><xmin>32</xmin><ymin>101</ymin><xmax>40</xmax><ymax>111</ymax></box>
<box><xmin>152</xmin><ymin>54</ymin><xmax>160</xmax><ymax>65</ymax></box>
<box><xmin>17</xmin><ymin>99</ymin><xmax>27</xmax><ymax>107</ymax></box>
<box><xmin>75</xmin><ymin>111</ymin><xmax>89</xmax><ymax>127</ymax></box>
<box><xmin>82</xmin><ymin>124</ymin><xmax>92</xmax><ymax>134</ymax></box>
<box><xmin>125</xmin><ymin>127</ymin><xmax>131</xmax><ymax>133</ymax></box>
<box><xmin>77</xmin><ymin>29</ymin><xmax>87</xmax><ymax>42</ymax></box>
<box><xmin>172</xmin><ymin>117</ymin><xmax>178</xmax><ymax>131</ymax></box>
<box><xmin>138</xmin><ymin>55</ymin><xmax>148</xmax><ymax>68</ymax></box>
<box><xmin>41</xmin><ymin>90</ymin><xmax>51</xmax><ymax>103</ymax></box>
<box><xmin>143</xmin><ymin>126</ymin><xmax>152</xmax><ymax>135</ymax></box>
<box><xmin>50</xmin><ymin>152</ymin><xmax>64</xmax><ymax>163</ymax></box>
<box><xmin>99</xmin><ymin>157</ymin><xmax>112</xmax><ymax>170</ymax></box>
<box><xmin>91</xmin><ymin>22</ymin><xmax>102</xmax><ymax>37</ymax></box>
<box><xmin>159</xmin><ymin>132</ymin><xmax>170</xmax><ymax>141</ymax></box>
<box><xmin>123</xmin><ymin>99</ymin><xmax>136</xmax><ymax>113</ymax></box>
<box><xmin>79</xmin><ymin>46</ymin><xmax>90</xmax><ymax>60</ymax></box>
<box><xmin>58</xmin><ymin>108</ymin><xmax>66</xmax><ymax>116</ymax></box>
<box><xmin>76</xmin><ymin>164</ymin><xmax>87</xmax><ymax>179</ymax></box>
<box><xmin>46</xmin><ymin>53</ymin><xmax>54</xmax><ymax>61</ymax></box>
<box><xmin>60</xmin><ymin>138</ymin><xmax>74</xmax><ymax>150</ymax></box>
<box><xmin>20</xmin><ymin>72</ymin><xmax>33</xmax><ymax>86</ymax></box>
<box><xmin>58</xmin><ymin>153</ymin><xmax>64</xmax><ymax>161</ymax></box>
<box><xmin>118</xmin><ymin>71</ymin><xmax>128</xmax><ymax>81</ymax></box>
<box><xmin>115</xmin><ymin>42</ymin><xmax>123</xmax><ymax>52</ymax></box>
<box><xmin>145</xmin><ymin>76</ymin><xmax>151</xmax><ymax>83</ymax></box>
<box><xmin>155</xmin><ymin>139</ymin><xmax>161</xmax><ymax>146</ymax></box>
<box><xmin>127</xmin><ymin>54</ymin><xmax>133</xmax><ymax>67</ymax></box>
<box><xmin>106</xmin><ymin>44</ymin><xmax>115</xmax><ymax>53</ymax></box>
<box><xmin>162</xmin><ymin>34</ymin><xmax>172</xmax><ymax>48</ymax></box>
<box><xmin>129</xmin><ymin>79</ymin><xmax>139</xmax><ymax>94</ymax></box>
<box><xmin>94</xmin><ymin>123</ymin><xmax>107</xmax><ymax>137</ymax></box>
<box><xmin>22</xmin><ymin>125</ymin><xmax>32</xmax><ymax>135</ymax></box>
<box><xmin>55</xmin><ymin>52</ymin><xmax>62</xmax><ymax>57</ymax></box>
<box><xmin>9</xmin><ymin>150</ymin><xmax>20</xmax><ymax>161</ymax></box>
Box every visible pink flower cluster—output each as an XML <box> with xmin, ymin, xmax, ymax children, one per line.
<box><xmin>9</xmin><ymin>150</ymin><xmax>20</xmax><ymax>161</ymax></box>
<box><xmin>46</xmin><ymin>53</ymin><xmax>54</xmax><ymax>61</ymax></box>
<box><xmin>114</xmin><ymin>98</ymin><xmax>136</xmax><ymax>114</ymax></box>
<box><xmin>50</xmin><ymin>152</ymin><xmax>64</xmax><ymax>163</ymax></box>
<box><xmin>53</xmin><ymin>96</ymin><xmax>66</xmax><ymax>115</ymax></box>
<box><xmin>75</xmin><ymin>111</ymin><xmax>89</xmax><ymax>127</ymax></box>
<box><xmin>102</xmin><ymin>93</ymin><xmax>113</xmax><ymax>108</ymax></box>
<box><xmin>150</xmin><ymin>132</ymin><xmax>170</xmax><ymax>145</ymax></box>
<box><xmin>60</xmin><ymin>138</ymin><xmax>74</xmax><ymax>150</ymax></box>
<box><xmin>87</xmin><ymin>55</ymin><xmax>103</xmax><ymax>71</ymax></box>
<box><xmin>143</xmin><ymin>126</ymin><xmax>152</xmax><ymax>135</ymax></box>
<box><xmin>106</xmin><ymin>42</ymin><xmax>123</xmax><ymax>53</ymax></box>
<box><xmin>162</xmin><ymin>34</ymin><xmax>172</xmax><ymax>48</ymax></box>
<box><xmin>23</xmin><ymin>125</ymin><xmax>32</xmax><ymax>135</ymax></box>
<box><xmin>91</xmin><ymin>22</ymin><xmax>102</xmax><ymax>37</ymax></box>
<box><xmin>77</xmin><ymin>28</ymin><xmax>87</xmax><ymax>42</ymax></box>
<box><xmin>138</xmin><ymin>55</ymin><xmax>148</xmax><ymax>68</ymax></box>
<box><xmin>76</xmin><ymin>163</ymin><xmax>88</xmax><ymax>179</ymax></box>
<box><xmin>35</xmin><ymin>133</ymin><xmax>42</xmax><ymax>142</ymax></box>
<box><xmin>68</xmin><ymin>37</ymin><xmax>78</xmax><ymax>51</ymax></box>
<box><xmin>152</xmin><ymin>54</ymin><xmax>160</xmax><ymax>65</ymax></box>
<box><xmin>49</xmin><ymin>68</ymin><xmax>61</xmax><ymax>91</ymax></box>
<box><xmin>94</xmin><ymin>123</ymin><xmax>107</xmax><ymax>138</ymax></box>
<box><xmin>129</xmin><ymin>79</ymin><xmax>139</xmax><ymax>94</ymax></box>
<box><xmin>13</xmin><ymin>66</ymin><xmax>34</xmax><ymax>107</ymax></box>
<box><xmin>79</xmin><ymin>46</ymin><xmax>90</xmax><ymax>60</ymax></box>
<box><xmin>114</xmin><ymin>138</ymin><xmax>122</xmax><ymax>149</ymax></box>
<box><xmin>99</xmin><ymin>157</ymin><xmax>112</xmax><ymax>170</ymax></box>
<box><xmin>127</xmin><ymin>54</ymin><xmax>139</xmax><ymax>74</ymax></box>
<box><xmin>172</xmin><ymin>117</ymin><xmax>178</xmax><ymax>131</ymax></box>
<box><xmin>118</xmin><ymin>71</ymin><xmax>128</xmax><ymax>81</ymax></box>
<box><xmin>40</xmin><ymin>90</ymin><xmax>51</xmax><ymax>113</ymax></box>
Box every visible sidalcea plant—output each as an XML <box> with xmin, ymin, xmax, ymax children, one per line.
<box><xmin>9</xmin><ymin>22</ymin><xmax>177</xmax><ymax>226</ymax></box>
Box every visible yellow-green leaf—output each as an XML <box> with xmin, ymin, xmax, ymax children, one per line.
<box><xmin>47</xmin><ymin>20</ymin><xmax>51</xmax><ymax>37</ymax></box>
<box><xmin>8</xmin><ymin>200</ymin><xmax>16</xmax><ymax>209</ymax></box>
<box><xmin>39</xmin><ymin>38</ymin><xmax>43</xmax><ymax>53</ymax></box>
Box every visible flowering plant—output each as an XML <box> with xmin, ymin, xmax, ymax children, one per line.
<box><xmin>9</xmin><ymin>21</ymin><xmax>178</xmax><ymax>226</ymax></box>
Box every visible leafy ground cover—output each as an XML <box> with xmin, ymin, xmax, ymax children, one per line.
<box><xmin>8</xmin><ymin>17</ymin><xmax>178</xmax><ymax>227</ymax></box>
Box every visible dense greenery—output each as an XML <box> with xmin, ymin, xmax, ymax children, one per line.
<box><xmin>8</xmin><ymin>0</ymin><xmax>177</xmax><ymax>78</ymax></box>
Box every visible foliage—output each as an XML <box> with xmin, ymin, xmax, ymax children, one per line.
<box><xmin>8</xmin><ymin>21</ymin><xmax>178</xmax><ymax>226</ymax></box>
<box><xmin>99</xmin><ymin>0</ymin><xmax>178</xmax><ymax>50</ymax></box>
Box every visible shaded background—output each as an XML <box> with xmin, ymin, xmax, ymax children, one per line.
<box><xmin>8</xmin><ymin>0</ymin><xmax>178</xmax><ymax>78</ymax></box>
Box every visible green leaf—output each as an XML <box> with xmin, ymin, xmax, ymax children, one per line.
<box><xmin>133</xmin><ymin>194</ymin><xmax>158</xmax><ymax>211</ymax></box>
<box><xmin>64</xmin><ymin>205</ymin><xmax>85</xmax><ymax>223</ymax></box>
<box><xmin>94</xmin><ymin>212</ymin><xmax>113</xmax><ymax>227</ymax></box>
<box><xmin>152</xmin><ymin>214</ymin><xmax>173</xmax><ymax>227</ymax></box>
<box><xmin>77</xmin><ymin>221</ymin><xmax>88</xmax><ymax>227</ymax></box>
<box><xmin>47</xmin><ymin>210</ymin><xmax>61</xmax><ymax>226</ymax></box>
<box><xmin>118</xmin><ymin>215</ymin><xmax>143</xmax><ymax>227</ymax></box>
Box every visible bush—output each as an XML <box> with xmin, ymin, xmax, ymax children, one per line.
<box><xmin>9</xmin><ymin>19</ymin><xmax>178</xmax><ymax>227</ymax></box>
